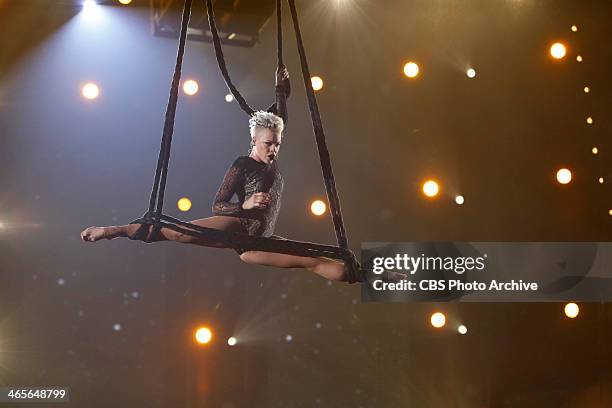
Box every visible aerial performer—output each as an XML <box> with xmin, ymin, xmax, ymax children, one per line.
<box><xmin>81</xmin><ymin>66</ymin><xmax>356</xmax><ymax>282</ymax></box>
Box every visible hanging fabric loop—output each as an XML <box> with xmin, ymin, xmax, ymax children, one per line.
<box><xmin>205</xmin><ymin>0</ymin><xmax>255</xmax><ymax>116</ymax></box>
<box><xmin>286</xmin><ymin>0</ymin><xmax>349</xmax><ymax>251</ymax></box>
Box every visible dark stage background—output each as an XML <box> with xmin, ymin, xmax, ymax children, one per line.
<box><xmin>0</xmin><ymin>0</ymin><xmax>610</xmax><ymax>406</ymax></box>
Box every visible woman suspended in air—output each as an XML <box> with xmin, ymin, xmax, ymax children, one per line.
<box><xmin>81</xmin><ymin>67</ymin><xmax>354</xmax><ymax>282</ymax></box>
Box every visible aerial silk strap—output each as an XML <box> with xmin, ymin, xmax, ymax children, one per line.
<box><xmin>205</xmin><ymin>0</ymin><xmax>255</xmax><ymax>116</ymax></box>
<box><xmin>205</xmin><ymin>0</ymin><xmax>286</xmax><ymax>116</ymax></box>
<box><xmin>276</xmin><ymin>0</ymin><xmax>283</xmax><ymax>67</ymax></box>
<box><xmin>287</xmin><ymin>0</ymin><xmax>350</xmax><ymax>252</ymax></box>
<box><xmin>136</xmin><ymin>0</ymin><xmax>193</xmax><ymax>240</ymax></box>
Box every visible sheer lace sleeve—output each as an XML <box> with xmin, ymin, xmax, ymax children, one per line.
<box><xmin>212</xmin><ymin>159</ymin><xmax>245</xmax><ymax>216</ymax></box>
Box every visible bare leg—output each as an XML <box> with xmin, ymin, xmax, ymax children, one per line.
<box><xmin>80</xmin><ymin>216</ymin><xmax>242</xmax><ymax>248</ymax></box>
<box><xmin>239</xmin><ymin>251</ymin><xmax>348</xmax><ymax>282</ymax></box>
<box><xmin>239</xmin><ymin>251</ymin><xmax>407</xmax><ymax>283</ymax></box>
<box><xmin>81</xmin><ymin>221</ymin><xmax>357</xmax><ymax>282</ymax></box>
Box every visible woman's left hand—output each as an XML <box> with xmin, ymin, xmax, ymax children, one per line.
<box><xmin>276</xmin><ymin>65</ymin><xmax>289</xmax><ymax>86</ymax></box>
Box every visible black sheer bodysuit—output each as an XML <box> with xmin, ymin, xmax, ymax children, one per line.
<box><xmin>213</xmin><ymin>157</ymin><xmax>283</xmax><ymax>237</ymax></box>
<box><xmin>212</xmin><ymin>79</ymin><xmax>289</xmax><ymax>245</ymax></box>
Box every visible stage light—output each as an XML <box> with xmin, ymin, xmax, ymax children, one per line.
<box><xmin>118</xmin><ymin>0</ymin><xmax>132</xmax><ymax>4</ymax></box>
<box><xmin>183</xmin><ymin>79</ymin><xmax>199</xmax><ymax>96</ymax></box>
<box><xmin>403</xmin><ymin>62</ymin><xmax>419</xmax><ymax>78</ymax></box>
<box><xmin>455</xmin><ymin>195</ymin><xmax>465</xmax><ymax>205</ymax></box>
<box><xmin>82</xmin><ymin>0</ymin><xmax>98</xmax><ymax>11</ymax></box>
<box><xmin>586</xmin><ymin>117</ymin><xmax>593</xmax><ymax>124</ymax></box>
<box><xmin>195</xmin><ymin>327</ymin><xmax>212</xmax><ymax>344</ymax></box>
<box><xmin>576</xmin><ymin>55</ymin><xmax>583</xmax><ymax>62</ymax></box>
<box><xmin>592</xmin><ymin>147</ymin><xmax>598</xmax><ymax>155</ymax></box>
<box><xmin>583</xmin><ymin>86</ymin><xmax>590</xmax><ymax>93</ymax></box>
<box><xmin>310</xmin><ymin>200</ymin><xmax>327</xmax><ymax>216</ymax></box>
<box><xmin>571</xmin><ymin>25</ymin><xmax>578</xmax><ymax>32</ymax></box>
<box><xmin>422</xmin><ymin>180</ymin><xmax>439</xmax><ymax>197</ymax></box>
<box><xmin>556</xmin><ymin>168</ymin><xmax>572</xmax><ymax>185</ymax></box>
<box><xmin>333</xmin><ymin>0</ymin><xmax>351</xmax><ymax>7</ymax></box>
<box><xmin>564</xmin><ymin>302</ymin><xmax>579</xmax><ymax>318</ymax></box>
<box><xmin>598</xmin><ymin>177</ymin><xmax>604</xmax><ymax>184</ymax></box>
<box><xmin>430</xmin><ymin>312</ymin><xmax>446</xmax><ymax>328</ymax></box>
<box><xmin>311</xmin><ymin>76</ymin><xmax>324</xmax><ymax>91</ymax></box>
<box><xmin>550</xmin><ymin>42</ymin><xmax>566</xmax><ymax>59</ymax></box>
<box><xmin>177</xmin><ymin>197</ymin><xmax>192</xmax><ymax>212</ymax></box>
<box><xmin>81</xmin><ymin>0</ymin><xmax>102</xmax><ymax>21</ymax></box>
<box><xmin>225</xmin><ymin>93</ymin><xmax>234</xmax><ymax>103</ymax></box>
<box><xmin>458</xmin><ymin>324</ymin><xmax>468</xmax><ymax>335</ymax></box>
<box><xmin>227</xmin><ymin>337</ymin><xmax>237</xmax><ymax>346</ymax></box>
<box><xmin>466</xmin><ymin>68</ymin><xmax>476</xmax><ymax>78</ymax></box>
<box><xmin>81</xmin><ymin>82</ymin><xmax>100</xmax><ymax>100</ymax></box>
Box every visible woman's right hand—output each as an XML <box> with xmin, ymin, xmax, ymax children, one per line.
<box><xmin>242</xmin><ymin>192</ymin><xmax>271</xmax><ymax>210</ymax></box>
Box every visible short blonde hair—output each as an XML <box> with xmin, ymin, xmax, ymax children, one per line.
<box><xmin>249</xmin><ymin>110</ymin><xmax>284</xmax><ymax>137</ymax></box>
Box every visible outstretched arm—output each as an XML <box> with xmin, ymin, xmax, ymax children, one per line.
<box><xmin>212</xmin><ymin>159</ymin><xmax>245</xmax><ymax>216</ymax></box>
<box><xmin>267</xmin><ymin>65</ymin><xmax>290</xmax><ymax>125</ymax></box>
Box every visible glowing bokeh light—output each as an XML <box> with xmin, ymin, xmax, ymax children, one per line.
<box><xmin>183</xmin><ymin>79</ymin><xmax>199</xmax><ymax>96</ymax></box>
<box><xmin>311</xmin><ymin>76</ymin><xmax>324</xmax><ymax>91</ymax></box>
<box><xmin>458</xmin><ymin>325</ymin><xmax>468</xmax><ymax>335</ymax></box>
<box><xmin>177</xmin><ymin>197</ymin><xmax>192</xmax><ymax>212</ymax></box>
<box><xmin>550</xmin><ymin>42</ymin><xmax>567</xmax><ymax>59</ymax></box>
<box><xmin>564</xmin><ymin>303</ymin><xmax>579</xmax><ymax>318</ymax></box>
<box><xmin>430</xmin><ymin>312</ymin><xmax>446</xmax><ymax>328</ymax></box>
<box><xmin>571</xmin><ymin>25</ymin><xmax>578</xmax><ymax>32</ymax></box>
<box><xmin>195</xmin><ymin>327</ymin><xmax>212</xmax><ymax>344</ymax></box>
<box><xmin>310</xmin><ymin>200</ymin><xmax>327</xmax><ymax>216</ymax></box>
<box><xmin>118</xmin><ymin>0</ymin><xmax>132</xmax><ymax>4</ymax></box>
<box><xmin>403</xmin><ymin>62</ymin><xmax>419</xmax><ymax>78</ymax></box>
<box><xmin>466</xmin><ymin>68</ymin><xmax>476</xmax><ymax>78</ymax></box>
<box><xmin>583</xmin><ymin>86</ymin><xmax>590</xmax><ymax>93</ymax></box>
<box><xmin>455</xmin><ymin>195</ymin><xmax>465</xmax><ymax>205</ymax></box>
<box><xmin>609</xmin><ymin>209</ymin><xmax>612</xmax><ymax>216</ymax></box>
<box><xmin>81</xmin><ymin>82</ymin><xmax>100</xmax><ymax>100</ymax></box>
<box><xmin>422</xmin><ymin>180</ymin><xmax>439</xmax><ymax>197</ymax></box>
<box><xmin>592</xmin><ymin>147</ymin><xmax>598</xmax><ymax>155</ymax></box>
<box><xmin>586</xmin><ymin>117</ymin><xmax>593</xmax><ymax>124</ymax></box>
<box><xmin>598</xmin><ymin>177</ymin><xmax>604</xmax><ymax>184</ymax></box>
<box><xmin>576</xmin><ymin>55</ymin><xmax>583</xmax><ymax>62</ymax></box>
<box><xmin>227</xmin><ymin>337</ymin><xmax>237</xmax><ymax>346</ymax></box>
<box><xmin>225</xmin><ymin>93</ymin><xmax>234</xmax><ymax>103</ymax></box>
<box><xmin>556</xmin><ymin>168</ymin><xmax>572</xmax><ymax>185</ymax></box>
<box><xmin>285</xmin><ymin>334</ymin><xmax>293</xmax><ymax>342</ymax></box>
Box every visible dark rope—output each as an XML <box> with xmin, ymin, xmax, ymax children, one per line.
<box><xmin>147</xmin><ymin>0</ymin><xmax>193</xmax><ymax>218</ymax></box>
<box><xmin>205</xmin><ymin>0</ymin><xmax>255</xmax><ymax>116</ymax></box>
<box><xmin>287</xmin><ymin>0</ymin><xmax>349</xmax><ymax>251</ymax></box>
<box><xmin>276</xmin><ymin>0</ymin><xmax>283</xmax><ymax>67</ymax></box>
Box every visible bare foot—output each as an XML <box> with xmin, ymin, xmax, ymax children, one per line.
<box><xmin>80</xmin><ymin>226</ymin><xmax>107</xmax><ymax>242</ymax></box>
